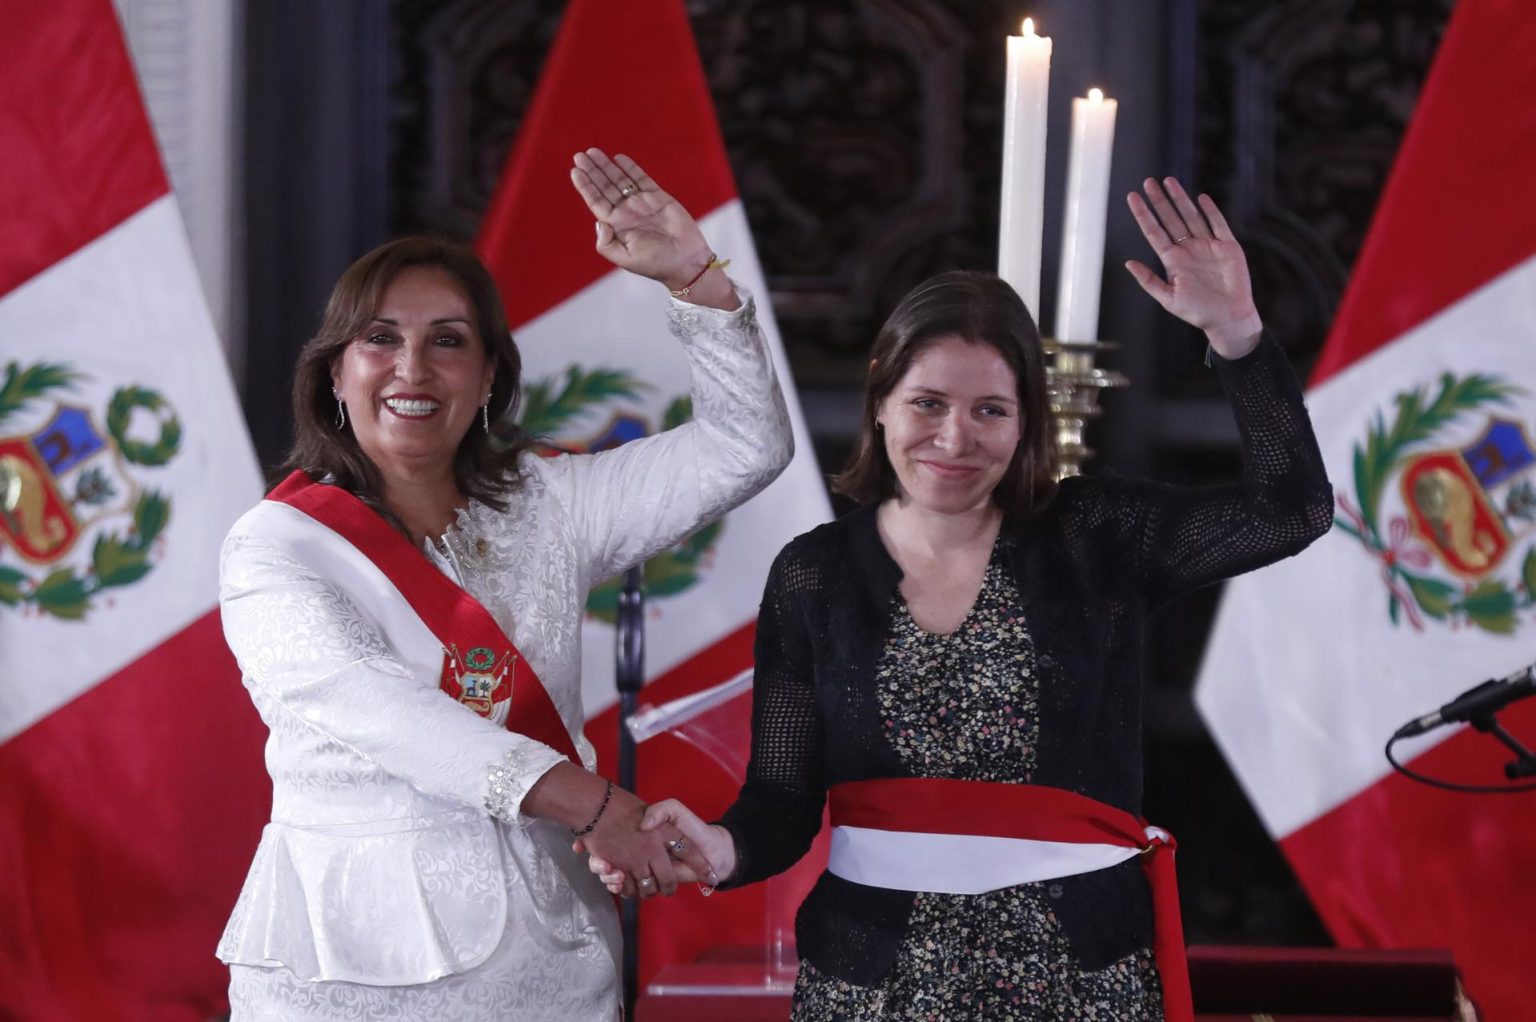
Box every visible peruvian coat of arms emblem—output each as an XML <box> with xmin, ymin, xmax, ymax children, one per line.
<box><xmin>0</xmin><ymin>360</ymin><xmax>180</xmax><ymax>619</ymax></box>
<box><xmin>440</xmin><ymin>643</ymin><xmax>517</xmax><ymax>726</ymax></box>
<box><xmin>1335</xmin><ymin>372</ymin><xmax>1535</xmax><ymax>634</ymax></box>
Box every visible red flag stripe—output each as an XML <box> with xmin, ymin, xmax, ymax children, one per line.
<box><xmin>0</xmin><ymin>0</ymin><xmax>168</xmax><ymax>300</ymax></box>
<box><xmin>475</xmin><ymin>0</ymin><xmax>738</xmax><ymax>330</ymax></box>
<box><xmin>0</xmin><ymin>611</ymin><xmax>270</xmax><ymax>1022</ymax></box>
<box><xmin>1280</xmin><ymin>696</ymin><xmax>1536</xmax><ymax>1021</ymax></box>
<box><xmin>1311</xmin><ymin>0</ymin><xmax>1536</xmax><ymax>385</ymax></box>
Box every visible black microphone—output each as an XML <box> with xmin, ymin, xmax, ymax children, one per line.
<box><xmin>1394</xmin><ymin>664</ymin><xmax>1536</xmax><ymax>738</ymax></box>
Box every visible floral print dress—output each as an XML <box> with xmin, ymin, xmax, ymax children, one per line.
<box><xmin>792</xmin><ymin>540</ymin><xmax>1164</xmax><ymax>1021</ymax></box>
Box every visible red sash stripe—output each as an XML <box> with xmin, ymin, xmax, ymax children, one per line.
<box><xmin>268</xmin><ymin>470</ymin><xmax>580</xmax><ymax>764</ymax></box>
<box><xmin>829</xmin><ymin>778</ymin><xmax>1192</xmax><ymax>1022</ymax></box>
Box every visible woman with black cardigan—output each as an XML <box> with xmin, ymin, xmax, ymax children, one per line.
<box><xmin>584</xmin><ymin>177</ymin><xmax>1333</xmax><ymax>1021</ymax></box>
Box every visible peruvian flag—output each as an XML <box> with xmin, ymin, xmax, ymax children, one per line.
<box><xmin>0</xmin><ymin>1</ymin><xmax>268</xmax><ymax>1020</ymax></box>
<box><xmin>1195</xmin><ymin>2</ymin><xmax>1536</xmax><ymax>1017</ymax></box>
<box><xmin>477</xmin><ymin>0</ymin><xmax>832</xmax><ymax>986</ymax></box>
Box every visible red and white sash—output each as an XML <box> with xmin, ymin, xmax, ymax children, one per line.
<box><xmin>828</xmin><ymin>777</ymin><xmax>1192</xmax><ymax>1022</ymax></box>
<box><xmin>268</xmin><ymin>470</ymin><xmax>579</xmax><ymax>763</ymax></box>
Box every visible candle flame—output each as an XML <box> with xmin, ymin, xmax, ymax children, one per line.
<box><xmin>1088</xmin><ymin>87</ymin><xmax>1104</xmax><ymax>103</ymax></box>
<box><xmin>1022</xmin><ymin>17</ymin><xmax>1034</xmax><ymax>36</ymax></box>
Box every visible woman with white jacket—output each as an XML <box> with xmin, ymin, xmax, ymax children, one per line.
<box><xmin>215</xmin><ymin>149</ymin><xmax>791</xmax><ymax>1020</ymax></box>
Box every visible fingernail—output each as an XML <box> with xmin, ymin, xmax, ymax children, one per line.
<box><xmin>707</xmin><ymin>870</ymin><xmax>719</xmax><ymax>886</ymax></box>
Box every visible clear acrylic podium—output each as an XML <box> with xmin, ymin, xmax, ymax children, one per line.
<box><xmin>627</xmin><ymin>668</ymin><xmax>812</xmax><ymax>993</ymax></box>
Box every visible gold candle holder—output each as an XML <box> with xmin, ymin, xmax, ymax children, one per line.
<box><xmin>1042</xmin><ymin>338</ymin><xmax>1128</xmax><ymax>478</ymax></box>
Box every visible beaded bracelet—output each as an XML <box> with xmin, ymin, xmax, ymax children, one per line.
<box><xmin>572</xmin><ymin>779</ymin><xmax>614</xmax><ymax>837</ymax></box>
<box><xmin>668</xmin><ymin>254</ymin><xmax>731</xmax><ymax>298</ymax></box>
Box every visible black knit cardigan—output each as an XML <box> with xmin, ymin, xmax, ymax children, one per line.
<box><xmin>715</xmin><ymin>336</ymin><xmax>1334</xmax><ymax>985</ymax></box>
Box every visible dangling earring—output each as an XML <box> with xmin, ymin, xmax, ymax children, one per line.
<box><xmin>481</xmin><ymin>397</ymin><xmax>491</xmax><ymax>433</ymax></box>
<box><xmin>335</xmin><ymin>395</ymin><xmax>347</xmax><ymax>430</ymax></box>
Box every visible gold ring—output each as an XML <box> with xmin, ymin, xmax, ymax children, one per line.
<box><xmin>1171</xmin><ymin>234</ymin><xmax>1191</xmax><ymax>245</ymax></box>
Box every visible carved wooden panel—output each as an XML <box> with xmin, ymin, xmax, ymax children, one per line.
<box><xmin>391</xmin><ymin>0</ymin><xmax>566</xmax><ymax>240</ymax></box>
<box><xmin>390</xmin><ymin>0</ymin><xmax>1029</xmax><ymax>385</ymax></box>
<box><xmin>1171</xmin><ymin>0</ymin><xmax>1455</xmax><ymax>395</ymax></box>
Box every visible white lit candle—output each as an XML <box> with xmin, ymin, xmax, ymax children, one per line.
<box><xmin>998</xmin><ymin>17</ymin><xmax>1051</xmax><ymax>323</ymax></box>
<box><xmin>1055</xmin><ymin>87</ymin><xmax>1118</xmax><ymax>342</ymax></box>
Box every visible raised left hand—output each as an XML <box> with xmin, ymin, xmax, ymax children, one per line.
<box><xmin>1125</xmin><ymin>177</ymin><xmax>1263</xmax><ymax>359</ymax></box>
<box><xmin>570</xmin><ymin>148</ymin><xmax>727</xmax><ymax>302</ymax></box>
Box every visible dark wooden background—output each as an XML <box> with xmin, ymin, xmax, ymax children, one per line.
<box><xmin>240</xmin><ymin>0</ymin><xmax>1453</xmax><ymax>947</ymax></box>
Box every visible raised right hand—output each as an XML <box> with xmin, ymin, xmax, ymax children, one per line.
<box><xmin>1124</xmin><ymin>176</ymin><xmax>1262</xmax><ymax>358</ymax></box>
<box><xmin>569</xmin><ymin>148</ymin><xmax>728</xmax><ymax>303</ymax></box>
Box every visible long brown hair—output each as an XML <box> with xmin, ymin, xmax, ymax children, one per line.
<box><xmin>280</xmin><ymin>236</ymin><xmax>535</xmax><ymax>513</ymax></box>
<box><xmin>831</xmin><ymin>270</ymin><xmax>1057</xmax><ymax>516</ymax></box>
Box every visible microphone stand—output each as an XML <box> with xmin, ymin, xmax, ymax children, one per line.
<box><xmin>1468</xmin><ymin>711</ymin><xmax>1536</xmax><ymax>780</ymax></box>
<box><xmin>1387</xmin><ymin>682</ymin><xmax>1536</xmax><ymax>792</ymax></box>
<box><xmin>614</xmin><ymin>565</ymin><xmax>645</xmax><ymax>1016</ymax></box>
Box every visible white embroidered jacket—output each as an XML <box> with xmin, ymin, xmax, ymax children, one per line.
<box><xmin>216</xmin><ymin>289</ymin><xmax>791</xmax><ymax>986</ymax></box>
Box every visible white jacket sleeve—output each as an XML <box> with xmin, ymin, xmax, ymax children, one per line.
<box><xmin>544</xmin><ymin>283</ymin><xmax>795</xmax><ymax>588</ymax></box>
<box><xmin>218</xmin><ymin>525</ymin><xmax>569</xmax><ymax>823</ymax></box>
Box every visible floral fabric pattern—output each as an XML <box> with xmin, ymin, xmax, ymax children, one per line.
<box><xmin>793</xmin><ymin>541</ymin><xmax>1163</xmax><ymax>1021</ymax></box>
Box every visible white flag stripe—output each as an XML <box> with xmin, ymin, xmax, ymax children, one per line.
<box><xmin>512</xmin><ymin>200</ymin><xmax>829</xmax><ymax>717</ymax></box>
<box><xmin>1196</xmin><ymin>252</ymin><xmax>1536</xmax><ymax>838</ymax></box>
<box><xmin>0</xmin><ymin>196</ymin><xmax>261</xmax><ymax>742</ymax></box>
<box><xmin>117</xmin><ymin>0</ymin><xmax>242</xmax><ymax>358</ymax></box>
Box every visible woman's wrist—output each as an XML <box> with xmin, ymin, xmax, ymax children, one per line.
<box><xmin>521</xmin><ymin>761</ymin><xmax>614</xmax><ymax>831</ymax></box>
<box><xmin>1204</xmin><ymin>315</ymin><xmax>1263</xmax><ymax>359</ymax></box>
<box><xmin>665</xmin><ymin>252</ymin><xmax>738</xmax><ymax>311</ymax></box>
<box><xmin>661</xmin><ymin>249</ymin><xmax>716</xmax><ymax>292</ymax></box>
<box><xmin>570</xmin><ymin>779</ymin><xmax>613</xmax><ymax>837</ymax></box>
<box><xmin>708</xmin><ymin>823</ymin><xmax>741</xmax><ymax>884</ymax></box>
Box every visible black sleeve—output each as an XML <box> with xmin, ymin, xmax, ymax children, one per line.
<box><xmin>714</xmin><ymin>541</ymin><xmax>827</xmax><ymax>886</ymax></box>
<box><xmin>1105</xmin><ymin>336</ymin><xmax>1334</xmax><ymax>606</ymax></box>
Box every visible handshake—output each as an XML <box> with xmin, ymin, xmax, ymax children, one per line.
<box><xmin>571</xmin><ymin>795</ymin><xmax>738</xmax><ymax>899</ymax></box>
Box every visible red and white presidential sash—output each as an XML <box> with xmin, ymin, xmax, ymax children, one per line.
<box><xmin>828</xmin><ymin>778</ymin><xmax>1191</xmax><ymax>1022</ymax></box>
<box><xmin>268</xmin><ymin>470</ymin><xmax>580</xmax><ymax>764</ymax></box>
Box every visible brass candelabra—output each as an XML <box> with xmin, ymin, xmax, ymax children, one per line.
<box><xmin>1043</xmin><ymin>339</ymin><xmax>1128</xmax><ymax>479</ymax></box>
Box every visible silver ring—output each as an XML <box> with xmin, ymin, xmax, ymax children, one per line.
<box><xmin>667</xmin><ymin>838</ymin><xmax>688</xmax><ymax>858</ymax></box>
<box><xmin>617</xmin><ymin>183</ymin><xmax>637</xmax><ymax>198</ymax></box>
<box><xmin>1171</xmin><ymin>233</ymin><xmax>1191</xmax><ymax>245</ymax></box>
<box><xmin>637</xmin><ymin>875</ymin><xmax>654</xmax><ymax>889</ymax></box>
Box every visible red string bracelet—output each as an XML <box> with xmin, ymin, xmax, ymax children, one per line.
<box><xmin>668</xmin><ymin>254</ymin><xmax>730</xmax><ymax>298</ymax></box>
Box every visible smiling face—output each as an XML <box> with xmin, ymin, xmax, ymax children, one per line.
<box><xmin>329</xmin><ymin>265</ymin><xmax>495</xmax><ymax>487</ymax></box>
<box><xmin>876</xmin><ymin>335</ymin><xmax>1023</xmax><ymax>515</ymax></box>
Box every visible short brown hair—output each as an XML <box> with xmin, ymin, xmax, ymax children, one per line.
<box><xmin>280</xmin><ymin>236</ymin><xmax>534</xmax><ymax>513</ymax></box>
<box><xmin>831</xmin><ymin>270</ymin><xmax>1057</xmax><ymax>516</ymax></box>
